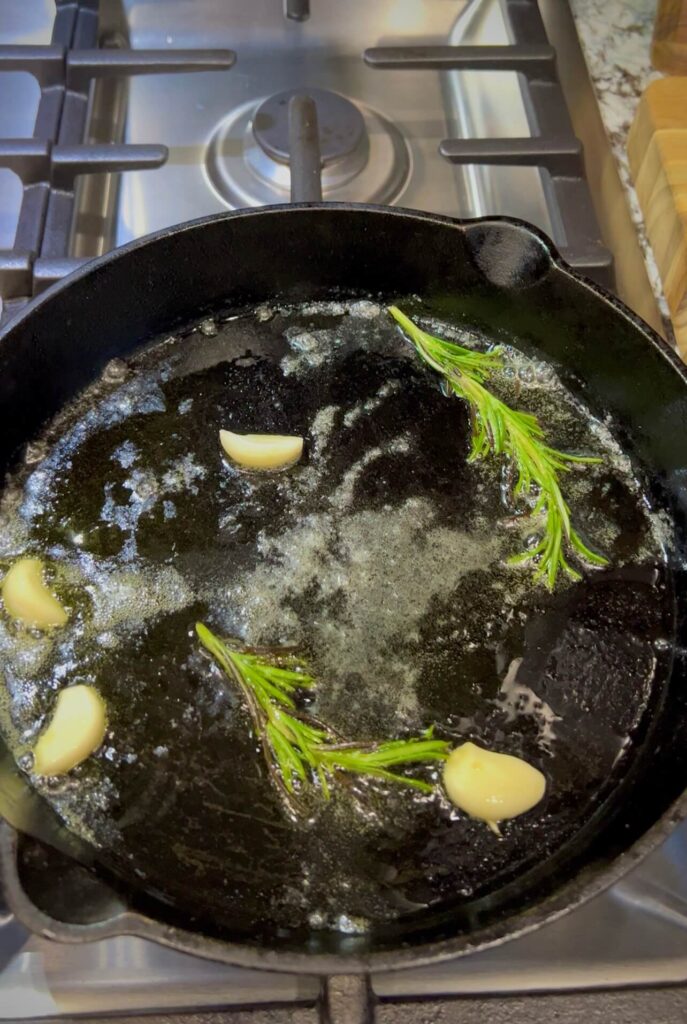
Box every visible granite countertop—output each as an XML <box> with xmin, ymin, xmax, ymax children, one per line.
<box><xmin>568</xmin><ymin>0</ymin><xmax>672</xmax><ymax>332</ymax></box>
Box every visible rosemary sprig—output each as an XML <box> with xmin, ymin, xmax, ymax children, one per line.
<box><xmin>196</xmin><ymin>622</ymin><xmax>449</xmax><ymax>807</ymax></box>
<box><xmin>389</xmin><ymin>306</ymin><xmax>608</xmax><ymax>588</ymax></box>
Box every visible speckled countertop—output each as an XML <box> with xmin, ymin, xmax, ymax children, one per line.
<box><xmin>568</xmin><ymin>0</ymin><xmax>670</xmax><ymax>326</ymax></box>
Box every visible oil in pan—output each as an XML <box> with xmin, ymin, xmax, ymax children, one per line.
<box><xmin>0</xmin><ymin>300</ymin><xmax>675</xmax><ymax>941</ymax></box>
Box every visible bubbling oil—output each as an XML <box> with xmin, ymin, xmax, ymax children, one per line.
<box><xmin>0</xmin><ymin>301</ymin><xmax>674</xmax><ymax>938</ymax></box>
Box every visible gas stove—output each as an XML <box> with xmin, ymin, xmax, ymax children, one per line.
<box><xmin>1</xmin><ymin>0</ymin><xmax>621</xmax><ymax>320</ymax></box>
<box><xmin>1</xmin><ymin>1</ymin><xmax>686</xmax><ymax>1021</ymax></box>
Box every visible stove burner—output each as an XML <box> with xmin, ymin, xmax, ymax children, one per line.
<box><xmin>205</xmin><ymin>92</ymin><xmax>411</xmax><ymax>209</ymax></box>
<box><xmin>253</xmin><ymin>88</ymin><xmax>365</xmax><ymax>167</ymax></box>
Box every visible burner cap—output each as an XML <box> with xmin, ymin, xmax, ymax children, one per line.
<box><xmin>205</xmin><ymin>96</ymin><xmax>410</xmax><ymax>207</ymax></box>
<box><xmin>252</xmin><ymin>87</ymin><xmax>366</xmax><ymax>166</ymax></box>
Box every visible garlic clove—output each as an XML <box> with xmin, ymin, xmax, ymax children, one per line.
<box><xmin>2</xmin><ymin>557</ymin><xmax>68</xmax><ymax>629</ymax></box>
<box><xmin>219</xmin><ymin>429</ymin><xmax>304</xmax><ymax>471</ymax></box>
<box><xmin>443</xmin><ymin>741</ymin><xmax>545</xmax><ymax>828</ymax></box>
<box><xmin>32</xmin><ymin>685</ymin><xmax>107</xmax><ymax>776</ymax></box>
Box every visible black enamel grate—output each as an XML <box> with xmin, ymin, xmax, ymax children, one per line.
<box><xmin>0</xmin><ymin>0</ymin><xmax>234</xmax><ymax>323</ymax></box>
<box><xmin>0</xmin><ymin>0</ymin><xmax>611</xmax><ymax>325</ymax></box>
<box><xmin>365</xmin><ymin>0</ymin><xmax>613</xmax><ymax>287</ymax></box>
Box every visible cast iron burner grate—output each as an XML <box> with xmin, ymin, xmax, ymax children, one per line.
<box><xmin>364</xmin><ymin>0</ymin><xmax>612</xmax><ymax>286</ymax></box>
<box><xmin>0</xmin><ymin>0</ymin><xmax>234</xmax><ymax>324</ymax></box>
<box><xmin>0</xmin><ymin>0</ymin><xmax>611</xmax><ymax>327</ymax></box>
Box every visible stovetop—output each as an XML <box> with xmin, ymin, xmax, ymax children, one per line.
<box><xmin>2</xmin><ymin>823</ymin><xmax>687</xmax><ymax>1017</ymax></box>
<box><xmin>113</xmin><ymin>0</ymin><xmax>551</xmax><ymax>238</ymax></box>
<box><xmin>0</xmin><ymin>0</ymin><xmax>685</xmax><ymax>1019</ymax></box>
<box><xmin>0</xmin><ymin>0</ymin><xmax>613</xmax><ymax>319</ymax></box>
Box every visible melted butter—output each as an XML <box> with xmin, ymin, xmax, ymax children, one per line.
<box><xmin>0</xmin><ymin>302</ymin><xmax>672</xmax><ymax>932</ymax></box>
<box><xmin>443</xmin><ymin>741</ymin><xmax>546</xmax><ymax>832</ymax></box>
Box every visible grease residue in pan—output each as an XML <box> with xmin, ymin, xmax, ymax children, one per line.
<box><xmin>0</xmin><ymin>301</ymin><xmax>675</xmax><ymax>940</ymax></box>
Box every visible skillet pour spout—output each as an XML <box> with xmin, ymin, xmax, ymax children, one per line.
<box><xmin>0</xmin><ymin>205</ymin><xmax>685</xmax><ymax>980</ymax></box>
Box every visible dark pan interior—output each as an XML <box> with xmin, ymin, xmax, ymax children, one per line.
<box><xmin>0</xmin><ymin>206</ymin><xmax>686</xmax><ymax>965</ymax></box>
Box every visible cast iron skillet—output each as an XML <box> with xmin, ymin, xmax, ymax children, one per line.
<box><xmin>0</xmin><ymin>206</ymin><xmax>686</xmax><ymax>987</ymax></box>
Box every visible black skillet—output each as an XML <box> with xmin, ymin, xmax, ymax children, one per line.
<box><xmin>0</xmin><ymin>205</ymin><xmax>686</xmax><ymax>1009</ymax></box>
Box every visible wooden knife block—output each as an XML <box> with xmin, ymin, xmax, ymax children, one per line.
<box><xmin>628</xmin><ymin>77</ymin><xmax>687</xmax><ymax>357</ymax></box>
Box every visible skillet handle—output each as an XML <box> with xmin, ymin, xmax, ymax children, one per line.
<box><xmin>320</xmin><ymin>974</ymin><xmax>375</xmax><ymax>1023</ymax></box>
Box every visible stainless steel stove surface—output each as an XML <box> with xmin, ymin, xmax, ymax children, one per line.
<box><xmin>113</xmin><ymin>0</ymin><xmax>553</xmax><ymax>238</ymax></box>
<box><xmin>1</xmin><ymin>0</ymin><xmax>686</xmax><ymax>1020</ymax></box>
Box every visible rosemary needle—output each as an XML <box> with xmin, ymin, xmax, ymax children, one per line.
<box><xmin>196</xmin><ymin>623</ymin><xmax>449</xmax><ymax>808</ymax></box>
<box><xmin>389</xmin><ymin>306</ymin><xmax>608</xmax><ymax>588</ymax></box>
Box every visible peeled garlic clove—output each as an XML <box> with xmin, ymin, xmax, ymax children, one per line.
<box><xmin>443</xmin><ymin>741</ymin><xmax>545</xmax><ymax>828</ymax></box>
<box><xmin>2</xmin><ymin>557</ymin><xmax>68</xmax><ymax>629</ymax></box>
<box><xmin>219</xmin><ymin>429</ymin><xmax>303</xmax><ymax>471</ymax></box>
<box><xmin>32</xmin><ymin>685</ymin><xmax>107</xmax><ymax>776</ymax></box>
